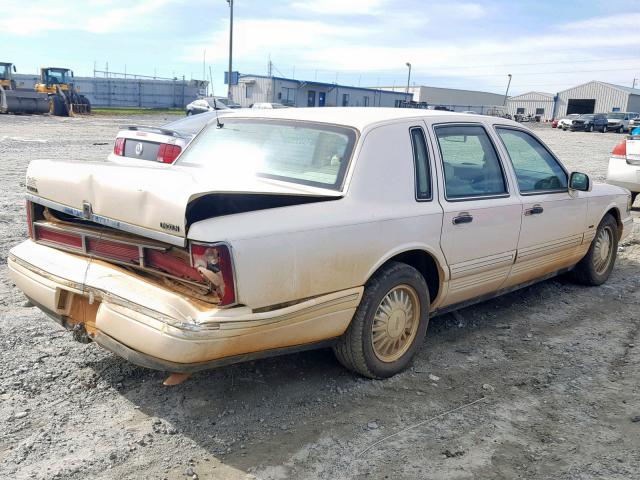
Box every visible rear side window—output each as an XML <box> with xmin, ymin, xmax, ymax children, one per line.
<box><xmin>435</xmin><ymin>125</ymin><xmax>507</xmax><ymax>199</ymax></box>
<box><xmin>496</xmin><ymin>128</ymin><xmax>567</xmax><ymax>193</ymax></box>
<box><xmin>410</xmin><ymin>127</ymin><xmax>431</xmax><ymax>200</ymax></box>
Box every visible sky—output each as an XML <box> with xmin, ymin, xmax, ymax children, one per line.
<box><xmin>2</xmin><ymin>0</ymin><xmax>640</xmax><ymax>96</ymax></box>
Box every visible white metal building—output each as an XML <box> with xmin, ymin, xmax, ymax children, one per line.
<box><xmin>230</xmin><ymin>75</ymin><xmax>411</xmax><ymax>108</ymax></box>
<box><xmin>506</xmin><ymin>92</ymin><xmax>555</xmax><ymax>121</ymax></box>
<box><xmin>555</xmin><ymin>81</ymin><xmax>640</xmax><ymax>117</ymax></box>
<box><xmin>380</xmin><ymin>85</ymin><xmax>506</xmax><ymax>113</ymax></box>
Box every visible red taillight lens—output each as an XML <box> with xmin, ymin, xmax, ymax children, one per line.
<box><xmin>86</xmin><ymin>237</ymin><xmax>139</xmax><ymax>263</ymax></box>
<box><xmin>157</xmin><ymin>144</ymin><xmax>182</xmax><ymax>164</ymax></box>
<box><xmin>114</xmin><ymin>137</ymin><xmax>125</xmax><ymax>156</ymax></box>
<box><xmin>35</xmin><ymin>225</ymin><xmax>83</xmax><ymax>249</ymax></box>
<box><xmin>190</xmin><ymin>243</ymin><xmax>236</xmax><ymax>306</ymax></box>
<box><xmin>611</xmin><ymin>140</ymin><xmax>627</xmax><ymax>159</ymax></box>
<box><xmin>26</xmin><ymin>201</ymin><xmax>34</xmax><ymax>239</ymax></box>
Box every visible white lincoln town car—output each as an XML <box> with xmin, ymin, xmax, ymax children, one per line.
<box><xmin>8</xmin><ymin>108</ymin><xmax>633</xmax><ymax>379</ymax></box>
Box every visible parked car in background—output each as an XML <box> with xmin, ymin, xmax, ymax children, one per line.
<box><xmin>558</xmin><ymin>114</ymin><xmax>580</xmax><ymax>130</ymax></box>
<box><xmin>215</xmin><ymin>98</ymin><xmax>242</xmax><ymax>109</ymax></box>
<box><xmin>607</xmin><ymin>133</ymin><xmax>640</xmax><ymax>206</ymax></box>
<box><xmin>250</xmin><ymin>102</ymin><xmax>288</xmax><ymax>109</ymax></box>
<box><xmin>592</xmin><ymin>113</ymin><xmax>610</xmax><ymax>132</ymax></box>
<box><xmin>8</xmin><ymin>109</ymin><xmax>632</xmax><ymax>379</ymax></box>
<box><xmin>109</xmin><ymin>111</ymin><xmax>236</xmax><ymax>165</ymax></box>
<box><xmin>569</xmin><ymin>114</ymin><xmax>596</xmax><ymax>131</ymax></box>
<box><xmin>185</xmin><ymin>97</ymin><xmax>230</xmax><ymax>115</ymax></box>
<box><xmin>605</xmin><ymin>112</ymin><xmax>639</xmax><ymax>133</ymax></box>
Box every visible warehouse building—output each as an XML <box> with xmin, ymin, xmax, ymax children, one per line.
<box><xmin>230</xmin><ymin>74</ymin><xmax>411</xmax><ymax>108</ymax></box>
<box><xmin>506</xmin><ymin>92</ymin><xmax>555</xmax><ymax>121</ymax></box>
<box><xmin>554</xmin><ymin>81</ymin><xmax>640</xmax><ymax>117</ymax></box>
<box><xmin>380</xmin><ymin>85</ymin><xmax>506</xmax><ymax>113</ymax></box>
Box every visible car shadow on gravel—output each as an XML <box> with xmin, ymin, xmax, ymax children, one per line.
<box><xmin>79</xmin><ymin>268</ymin><xmax>614</xmax><ymax>475</ymax></box>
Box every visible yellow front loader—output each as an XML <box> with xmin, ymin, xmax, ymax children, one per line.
<box><xmin>35</xmin><ymin>67</ymin><xmax>91</xmax><ymax>116</ymax></box>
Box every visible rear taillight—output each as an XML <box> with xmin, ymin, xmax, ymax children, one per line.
<box><xmin>157</xmin><ymin>144</ymin><xmax>182</xmax><ymax>164</ymax></box>
<box><xmin>190</xmin><ymin>243</ymin><xmax>236</xmax><ymax>306</ymax></box>
<box><xmin>611</xmin><ymin>140</ymin><xmax>627</xmax><ymax>160</ymax></box>
<box><xmin>114</xmin><ymin>137</ymin><xmax>125</xmax><ymax>156</ymax></box>
<box><xmin>26</xmin><ymin>201</ymin><xmax>34</xmax><ymax>239</ymax></box>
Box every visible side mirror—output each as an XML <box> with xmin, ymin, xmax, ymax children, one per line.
<box><xmin>569</xmin><ymin>171</ymin><xmax>591</xmax><ymax>192</ymax></box>
<box><xmin>12</xmin><ymin>65</ymin><xmax>16</xmax><ymax>72</ymax></box>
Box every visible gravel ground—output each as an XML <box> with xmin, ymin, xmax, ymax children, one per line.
<box><xmin>0</xmin><ymin>115</ymin><xmax>639</xmax><ymax>480</ymax></box>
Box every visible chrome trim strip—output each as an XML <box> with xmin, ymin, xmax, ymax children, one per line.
<box><xmin>26</xmin><ymin>194</ymin><xmax>186</xmax><ymax>247</ymax></box>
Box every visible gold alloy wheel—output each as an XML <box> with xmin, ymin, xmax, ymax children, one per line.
<box><xmin>372</xmin><ymin>284</ymin><xmax>420</xmax><ymax>363</ymax></box>
<box><xmin>593</xmin><ymin>225</ymin><xmax>614</xmax><ymax>275</ymax></box>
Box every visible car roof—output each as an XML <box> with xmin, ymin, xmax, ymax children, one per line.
<box><xmin>219</xmin><ymin>107</ymin><xmax>516</xmax><ymax>131</ymax></box>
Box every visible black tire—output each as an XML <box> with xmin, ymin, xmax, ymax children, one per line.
<box><xmin>80</xmin><ymin>95</ymin><xmax>91</xmax><ymax>113</ymax></box>
<box><xmin>572</xmin><ymin>214</ymin><xmax>618</xmax><ymax>286</ymax></box>
<box><xmin>50</xmin><ymin>95</ymin><xmax>68</xmax><ymax>116</ymax></box>
<box><xmin>333</xmin><ymin>262</ymin><xmax>430</xmax><ymax>379</ymax></box>
<box><xmin>586</xmin><ymin>125</ymin><xmax>593</xmax><ymax>132</ymax></box>
<box><xmin>602</xmin><ymin>125</ymin><xmax>607</xmax><ymax>133</ymax></box>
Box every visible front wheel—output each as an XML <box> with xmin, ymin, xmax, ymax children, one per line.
<box><xmin>572</xmin><ymin>214</ymin><xmax>618</xmax><ymax>286</ymax></box>
<box><xmin>333</xmin><ymin>262</ymin><xmax>430</xmax><ymax>378</ymax></box>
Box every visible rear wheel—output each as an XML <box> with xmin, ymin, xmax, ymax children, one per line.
<box><xmin>333</xmin><ymin>262</ymin><xmax>430</xmax><ymax>378</ymax></box>
<box><xmin>586</xmin><ymin>124</ymin><xmax>593</xmax><ymax>132</ymax></box>
<box><xmin>572</xmin><ymin>214</ymin><xmax>618</xmax><ymax>286</ymax></box>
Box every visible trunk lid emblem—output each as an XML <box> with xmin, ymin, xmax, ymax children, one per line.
<box><xmin>135</xmin><ymin>143</ymin><xmax>144</xmax><ymax>156</ymax></box>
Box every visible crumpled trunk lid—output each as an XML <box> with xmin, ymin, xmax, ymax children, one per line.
<box><xmin>26</xmin><ymin>160</ymin><xmax>342</xmax><ymax>246</ymax></box>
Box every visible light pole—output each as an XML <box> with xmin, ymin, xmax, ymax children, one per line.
<box><xmin>405</xmin><ymin>62</ymin><xmax>412</xmax><ymax>102</ymax></box>
<box><xmin>227</xmin><ymin>0</ymin><xmax>234</xmax><ymax>101</ymax></box>
<box><xmin>503</xmin><ymin>73</ymin><xmax>512</xmax><ymax>106</ymax></box>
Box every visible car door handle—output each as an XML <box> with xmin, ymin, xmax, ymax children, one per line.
<box><xmin>452</xmin><ymin>213</ymin><xmax>473</xmax><ymax>225</ymax></box>
<box><xmin>524</xmin><ymin>205</ymin><xmax>544</xmax><ymax>216</ymax></box>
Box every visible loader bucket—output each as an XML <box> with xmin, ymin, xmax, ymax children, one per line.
<box><xmin>0</xmin><ymin>87</ymin><xmax>49</xmax><ymax>114</ymax></box>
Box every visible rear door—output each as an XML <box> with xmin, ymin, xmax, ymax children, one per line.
<box><xmin>494</xmin><ymin>126</ymin><xmax>589</xmax><ymax>288</ymax></box>
<box><xmin>431</xmin><ymin>123</ymin><xmax>522</xmax><ymax>307</ymax></box>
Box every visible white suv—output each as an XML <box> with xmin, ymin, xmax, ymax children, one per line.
<box><xmin>607</xmin><ymin>134</ymin><xmax>640</xmax><ymax>205</ymax></box>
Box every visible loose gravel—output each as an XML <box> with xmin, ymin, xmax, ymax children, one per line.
<box><xmin>0</xmin><ymin>115</ymin><xmax>639</xmax><ymax>480</ymax></box>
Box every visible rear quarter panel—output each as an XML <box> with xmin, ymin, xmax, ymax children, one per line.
<box><xmin>188</xmin><ymin>121</ymin><xmax>446</xmax><ymax>309</ymax></box>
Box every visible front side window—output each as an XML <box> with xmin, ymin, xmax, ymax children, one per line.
<box><xmin>435</xmin><ymin>125</ymin><xmax>507</xmax><ymax>199</ymax></box>
<box><xmin>410</xmin><ymin>127</ymin><xmax>431</xmax><ymax>200</ymax></box>
<box><xmin>177</xmin><ymin>119</ymin><xmax>357</xmax><ymax>190</ymax></box>
<box><xmin>496</xmin><ymin>128</ymin><xmax>567</xmax><ymax>193</ymax></box>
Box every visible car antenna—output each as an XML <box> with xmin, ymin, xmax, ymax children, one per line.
<box><xmin>211</xmin><ymin>89</ymin><xmax>223</xmax><ymax>129</ymax></box>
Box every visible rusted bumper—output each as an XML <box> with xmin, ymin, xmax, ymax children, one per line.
<box><xmin>8</xmin><ymin>240</ymin><xmax>362</xmax><ymax>371</ymax></box>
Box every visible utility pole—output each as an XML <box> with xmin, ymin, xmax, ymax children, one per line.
<box><xmin>405</xmin><ymin>62</ymin><xmax>412</xmax><ymax>105</ymax></box>
<box><xmin>227</xmin><ymin>0</ymin><xmax>234</xmax><ymax>100</ymax></box>
<box><xmin>405</xmin><ymin>62</ymin><xmax>411</xmax><ymax>93</ymax></box>
<box><xmin>503</xmin><ymin>73</ymin><xmax>512</xmax><ymax>106</ymax></box>
<box><xmin>633</xmin><ymin>78</ymin><xmax>638</xmax><ymax>89</ymax></box>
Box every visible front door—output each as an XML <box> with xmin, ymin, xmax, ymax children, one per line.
<box><xmin>318</xmin><ymin>92</ymin><xmax>326</xmax><ymax>107</ymax></box>
<box><xmin>433</xmin><ymin>123</ymin><xmax>523</xmax><ymax>307</ymax></box>
<box><xmin>494</xmin><ymin>127</ymin><xmax>588</xmax><ymax>287</ymax></box>
<box><xmin>307</xmin><ymin>90</ymin><xmax>316</xmax><ymax>107</ymax></box>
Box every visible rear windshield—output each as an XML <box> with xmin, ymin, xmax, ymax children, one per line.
<box><xmin>176</xmin><ymin>119</ymin><xmax>357</xmax><ymax>190</ymax></box>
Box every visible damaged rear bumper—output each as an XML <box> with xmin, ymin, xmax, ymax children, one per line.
<box><xmin>8</xmin><ymin>240</ymin><xmax>362</xmax><ymax>371</ymax></box>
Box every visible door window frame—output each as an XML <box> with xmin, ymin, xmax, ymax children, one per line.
<box><xmin>409</xmin><ymin>126</ymin><xmax>433</xmax><ymax>202</ymax></box>
<box><xmin>493</xmin><ymin>125</ymin><xmax>569</xmax><ymax>196</ymax></box>
<box><xmin>432</xmin><ymin>122</ymin><xmax>512</xmax><ymax>202</ymax></box>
